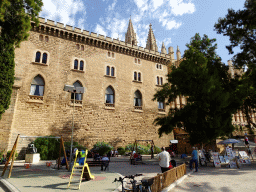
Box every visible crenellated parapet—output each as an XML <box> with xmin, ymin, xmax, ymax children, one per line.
<box><xmin>32</xmin><ymin>17</ymin><xmax>171</xmax><ymax>65</ymax></box>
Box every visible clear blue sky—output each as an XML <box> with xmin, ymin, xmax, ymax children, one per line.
<box><xmin>40</xmin><ymin>0</ymin><xmax>246</xmax><ymax>65</ymax></box>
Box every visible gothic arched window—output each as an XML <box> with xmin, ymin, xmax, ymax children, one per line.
<box><xmin>30</xmin><ymin>75</ymin><xmax>45</xmax><ymax>96</ymax></box>
<box><xmin>134</xmin><ymin>90</ymin><xmax>142</xmax><ymax>107</ymax></box>
<box><xmin>105</xmin><ymin>86</ymin><xmax>115</xmax><ymax>104</ymax></box>
<box><xmin>71</xmin><ymin>81</ymin><xmax>83</xmax><ymax>100</ymax></box>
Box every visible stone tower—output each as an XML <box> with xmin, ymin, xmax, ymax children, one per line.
<box><xmin>168</xmin><ymin>46</ymin><xmax>174</xmax><ymax>60</ymax></box>
<box><xmin>176</xmin><ymin>46</ymin><xmax>181</xmax><ymax>60</ymax></box>
<box><xmin>146</xmin><ymin>24</ymin><xmax>158</xmax><ymax>51</ymax></box>
<box><xmin>161</xmin><ymin>42</ymin><xmax>167</xmax><ymax>54</ymax></box>
<box><xmin>125</xmin><ymin>18</ymin><xmax>138</xmax><ymax>46</ymax></box>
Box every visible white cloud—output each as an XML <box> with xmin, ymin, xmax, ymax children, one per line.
<box><xmin>108</xmin><ymin>0</ymin><xmax>117</xmax><ymax>11</ymax></box>
<box><xmin>95</xmin><ymin>24</ymin><xmax>107</xmax><ymax>36</ymax></box>
<box><xmin>163</xmin><ymin>37</ymin><xmax>172</xmax><ymax>46</ymax></box>
<box><xmin>165</xmin><ymin>20</ymin><xmax>182</xmax><ymax>30</ymax></box>
<box><xmin>40</xmin><ymin>0</ymin><xmax>85</xmax><ymax>26</ymax></box>
<box><xmin>77</xmin><ymin>18</ymin><xmax>85</xmax><ymax>29</ymax></box>
<box><xmin>168</xmin><ymin>0</ymin><xmax>195</xmax><ymax>16</ymax></box>
<box><xmin>134</xmin><ymin>0</ymin><xmax>149</xmax><ymax>12</ymax></box>
<box><xmin>151</xmin><ymin>0</ymin><xmax>164</xmax><ymax>10</ymax></box>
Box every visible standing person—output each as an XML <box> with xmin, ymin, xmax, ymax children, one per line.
<box><xmin>107</xmin><ymin>150</ymin><xmax>111</xmax><ymax>162</ymax></box>
<box><xmin>189</xmin><ymin>147</ymin><xmax>198</xmax><ymax>172</ymax></box>
<box><xmin>156</xmin><ymin>147</ymin><xmax>171</xmax><ymax>173</ymax></box>
<box><xmin>151</xmin><ymin>145</ymin><xmax>154</xmax><ymax>159</ymax></box>
<box><xmin>244</xmin><ymin>134</ymin><xmax>249</xmax><ymax>147</ymax></box>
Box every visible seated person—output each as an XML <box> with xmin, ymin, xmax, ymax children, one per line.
<box><xmin>79</xmin><ymin>150</ymin><xmax>86</xmax><ymax>165</ymax></box>
<box><xmin>94</xmin><ymin>153</ymin><xmax>101</xmax><ymax>161</ymax></box>
<box><xmin>135</xmin><ymin>153</ymin><xmax>142</xmax><ymax>161</ymax></box>
<box><xmin>101</xmin><ymin>154</ymin><xmax>109</xmax><ymax>171</ymax></box>
<box><xmin>133</xmin><ymin>152</ymin><xmax>138</xmax><ymax>159</ymax></box>
<box><xmin>60</xmin><ymin>150</ymin><xmax>70</xmax><ymax>166</ymax></box>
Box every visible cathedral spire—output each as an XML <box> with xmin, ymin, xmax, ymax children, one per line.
<box><xmin>146</xmin><ymin>24</ymin><xmax>158</xmax><ymax>51</ymax></box>
<box><xmin>125</xmin><ymin>18</ymin><xmax>137</xmax><ymax>46</ymax></box>
<box><xmin>161</xmin><ymin>42</ymin><xmax>167</xmax><ymax>54</ymax></box>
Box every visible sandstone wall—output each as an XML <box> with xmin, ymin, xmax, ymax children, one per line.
<box><xmin>2</xmin><ymin>30</ymin><xmax>173</xmax><ymax>152</ymax></box>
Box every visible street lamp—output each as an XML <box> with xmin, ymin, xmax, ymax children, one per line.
<box><xmin>64</xmin><ymin>84</ymin><xmax>85</xmax><ymax>171</ymax></box>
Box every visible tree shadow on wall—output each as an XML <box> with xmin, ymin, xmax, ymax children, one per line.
<box><xmin>109</xmin><ymin>137</ymin><xmax>123</xmax><ymax>149</ymax></box>
<box><xmin>49</xmin><ymin>120</ymin><xmax>95</xmax><ymax>148</ymax></box>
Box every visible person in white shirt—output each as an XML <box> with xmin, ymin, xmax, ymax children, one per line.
<box><xmin>101</xmin><ymin>154</ymin><xmax>109</xmax><ymax>171</ymax></box>
<box><xmin>156</xmin><ymin>147</ymin><xmax>171</xmax><ymax>173</ymax></box>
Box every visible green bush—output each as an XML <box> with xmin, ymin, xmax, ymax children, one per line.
<box><xmin>117</xmin><ymin>147</ymin><xmax>125</xmax><ymax>155</ymax></box>
<box><xmin>154</xmin><ymin>146</ymin><xmax>162</xmax><ymax>153</ymax></box>
<box><xmin>125</xmin><ymin>144</ymin><xmax>161</xmax><ymax>155</ymax></box>
<box><xmin>7</xmin><ymin>150</ymin><xmax>18</xmax><ymax>160</ymax></box>
<box><xmin>92</xmin><ymin>142</ymin><xmax>113</xmax><ymax>156</ymax></box>
<box><xmin>33</xmin><ymin>136</ymin><xmax>60</xmax><ymax>160</ymax></box>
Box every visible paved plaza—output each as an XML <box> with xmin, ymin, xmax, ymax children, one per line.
<box><xmin>1</xmin><ymin>156</ymin><xmax>256</xmax><ymax>192</ymax></box>
<box><xmin>0</xmin><ymin>156</ymin><xmax>186</xmax><ymax>192</ymax></box>
<box><xmin>170</xmin><ymin>163</ymin><xmax>256</xmax><ymax>192</ymax></box>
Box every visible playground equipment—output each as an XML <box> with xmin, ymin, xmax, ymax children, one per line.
<box><xmin>1</xmin><ymin>134</ymin><xmax>68</xmax><ymax>178</ymax></box>
<box><xmin>68</xmin><ymin>149</ymin><xmax>94</xmax><ymax>189</ymax></box>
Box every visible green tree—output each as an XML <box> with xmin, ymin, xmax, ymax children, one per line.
<box><xmin>154</xmin><ymin>33</ymin><xmax>242</xmax><ymax>145</ymax></box>
<box><xmin>0</xmin><ymin>0</ymin><xmax>43</xmax><ymax>119</ymax></box>
<box><xmin>214</xmin><ymin>0</ymin><xmax>256</xmax><ymax>132</ymax></box>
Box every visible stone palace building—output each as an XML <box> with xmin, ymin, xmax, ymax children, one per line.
<box><xmin>0</xmin><ymin>18</ymin><xmax>186</xmax><ymax>154</ymax></box>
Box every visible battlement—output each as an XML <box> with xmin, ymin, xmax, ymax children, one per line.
<box><xmin>35</xmin><ymin>17</ymin><xmax>179</xmax><ymax>64</ymax></box>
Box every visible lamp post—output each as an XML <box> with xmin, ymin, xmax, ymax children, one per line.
<box><xmin>64</xmin><ymin>85</ymin><xmax>85</xmax><ymax>171</ymax></box>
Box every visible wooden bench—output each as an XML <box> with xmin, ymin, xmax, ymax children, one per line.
<box><xmin>87</xmin><ymin>160</ymin><xmax>109</xmax><ymax>171</ymax></box>
<box><xmin>130</xmin><ymin>157</ymin><xmax>143</xmax><ymax>165</ymax></box>
<box><xmin>86</xmin><ymin>160</ymin><xmax>102</xmax><ymax>166</ymax></box>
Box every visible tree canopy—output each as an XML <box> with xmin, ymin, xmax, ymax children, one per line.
<box><xmin>214</xmin><ymin>0</ymin><xmax>256</xmax><ymax>132</ymax></box>
<box><xmin>154</xmin><ymin>33</ymin><xmax>242</xmax><ymax>145</ymax></box>
<box><xmin>0</xmin><ymin>0</ymin><xmax>43</xmax><ymax>119</ymax></box>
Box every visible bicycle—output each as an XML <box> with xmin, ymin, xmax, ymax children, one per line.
<box><xmin>136</xmin><ymin>177</ymin><xmax>154</xmax><ymax>192</ymax></box>
<box><xmin>113</xmin><ymin>173</ymin><xmax>143</xmax><ymax>192</ymax></box>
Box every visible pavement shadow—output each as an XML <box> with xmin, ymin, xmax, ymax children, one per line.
<box><xmin>23</xmin><ymin>182</ymin><xmax>73</xmax><ymax>191</ymax></box>
<box><xmin>175</xmin><ymin>181</ymin><xmax>215</xmax><ymax>192</ymax></box>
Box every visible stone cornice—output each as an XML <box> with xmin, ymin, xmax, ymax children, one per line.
<box><xmin>31</xmin><ymin>17</ymin><xmax>173</xmax><ymax>65</ymax></box>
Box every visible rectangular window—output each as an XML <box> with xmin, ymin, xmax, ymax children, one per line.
<box><xmin>158</xmin><ymin>101</ymin><xmax>164</xmax><ymax>109</ymax></box>
<box><xmin>112</xmin><ymin>52</ymin><xmax>115</xmax><ymax>58</ymax></box>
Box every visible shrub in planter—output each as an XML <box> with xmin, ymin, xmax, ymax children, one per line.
<box><xmin>92</xmin><ymin>142</ymin><xmax>113</xmax><ymax>156</ymax></box>
<box><xmin>33</xmin><ymin>136</ymin><xmax>60</xmax><ymax>160</ymax></box>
